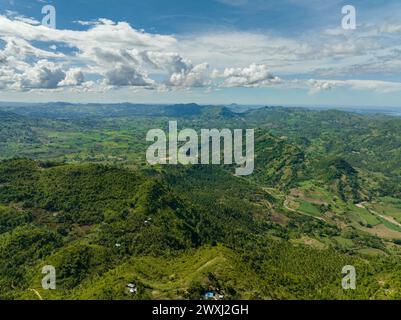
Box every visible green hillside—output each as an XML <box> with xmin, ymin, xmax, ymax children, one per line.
<box><xmin>0</xmin><ymin>103</ymin><xmax>401</xmax><ymax>300</ymax></box>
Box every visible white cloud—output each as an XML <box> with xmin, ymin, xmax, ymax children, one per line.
<box><xmin>177</xmin><ymin>32</ymin><xmax>311</xmax><ymax>71</ymax></box>
<box><xmin>74</xmin><ymin>20</ymin><xmax>101</xmax><ymax>26</ymax></box>
<box><xmin>59</xmin><ymin>68</ymin><xmax>85</xmax><ymax>87</ymax></box>
<box><xmin>215</xmin><ymin>0</ymin><xmax>248</xmax><ymax>6</ymax></box>
<box><xmin>169</xmin><ymin>63</ymin><xmax>210</xmax><ymax>88</ymax></box>
<box><xmin>16</xmin><ymin>60</ymin><xmax>66</xmax><ymax>90</ymax></box>
<box><xmin>104</xmin><ymin>64</ymin><xmax>154</xmax><ymax>87</ymax></box>
<box><xmin>303</xmin><ymin>79</ymin><xmax>401</xmax><ymax>94</ymax></box>
<box><xmin>1</xmin><ymin>36</ymin><xmax>63</xmax><ymax>59</ymax></box>
<box><xmin>4</xmin><ymin>10</ymin><xmax>40</xmax><ymax>26</ymax></box>
<box><xmin>143</xmin><ymin>51</ymin><xmax>191</xmax><ymax>74</ymax></box>
<box><xmin>1</xmin><ymin>12</ymin><xmax>401</xmax><ymax>96</ymax></box>
<box><xmin>216</xmin><ymin>63</ymin><xmax>281</xmax><ymax>88</ymax></box>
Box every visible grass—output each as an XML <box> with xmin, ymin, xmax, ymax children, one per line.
<box><xmin>348</xmin><ymin>204</ymin><xmax>381</xmax><ymax>226</ymax></box>
<box><xmin>379</xmin><ymin>218</ymin><xmax>401</xmax><ymax>233</ymax></box>
<box><xmin>21</xmin><ymin>245</ymin><xmax>264</xmax><ymax>300</ymax></box>
<box><xmin>333</xmin><ymin>236</ymin><xmax>355</xmax><ymax>249</ymax></box>
<box><xmin>372</xmin><ymin>203</ymin><xmax>401</xmax><ymax>223</ymax></box>
<box><xmin>297</xmin><ymin>201</ymin><xmax>322</xmax><ymax>217</ymax></box>
<box><xmin>357</xmin><ymin>248</ymin><xmax>387</xmax><ymax>257</ymax></box>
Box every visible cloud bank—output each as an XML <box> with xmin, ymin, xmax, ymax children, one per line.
<box><xmin>1</xmin><ymin>13</ymin><xmax>401</xmax><ymax>95</ymax></box>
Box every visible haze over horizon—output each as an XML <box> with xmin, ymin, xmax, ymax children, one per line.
<box><xmin>1</xmin><ymin>100</ymin><xmax>401</xmax><ymax>113</ymax></box>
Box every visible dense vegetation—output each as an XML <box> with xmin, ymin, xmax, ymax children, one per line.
<box><xmin>0</xmin><ymin>103</ymin><xmax>400</xmax><ymax>300</ymax></box>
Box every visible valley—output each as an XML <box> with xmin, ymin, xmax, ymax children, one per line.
<box><xmin>0</xmin><ymin>103</ymin><xmax>401</xmax><ymax>300</ymax></box>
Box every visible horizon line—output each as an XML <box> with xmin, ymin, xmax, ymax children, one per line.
<box><xmin>0</xmin><ymin>101</ymin><xmax>401</xmax><ymax>110</ymax></box>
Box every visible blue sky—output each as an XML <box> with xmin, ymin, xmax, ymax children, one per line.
<box><xmin>1</xmin><ymin>0</ymin><xmax>401</xmax><ymax>107</ymax></box>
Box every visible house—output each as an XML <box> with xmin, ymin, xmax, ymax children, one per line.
<box><xmin>127</xmin><ymin>283</ymin><xmax>137</xmax><ymax>295</ymax></box>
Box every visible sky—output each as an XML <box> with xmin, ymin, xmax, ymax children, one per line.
<box><xmin>1</xmin><ymin>0</ymin><xmax>401</xmax><ymax>107</ymax></box>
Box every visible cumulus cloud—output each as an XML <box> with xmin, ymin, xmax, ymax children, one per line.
<box><xmin>16</xmin><ymin>60</ymin><xmax>66</xmax><ymax>90</ymax></box>
<box><xmin>1</xmin><ymin>12</ymin><xmax>401</xmax><ymax>95</ymax></box>
<box><xmin>59</xmin><ymin>68</ymin><xmax>85</xmax><ymax>87</ymax></box>
<box><xmin>104</xmin><ymin>64</ymin><xmax>153</xmax><ymax>87</ymax></box>
<box><xmin>169</xmin><ymin>63</ymin><xmax>210</xmax><ymax>88</ymax></box>
<box><xmin>142</xmin><ymin>51</ymin><xmax>191</xmax><ymax>74</ymax></box>
<box><xmin>0</xmin><ymin>16</ymin><xmax>176</xmax><ymax>92</ymax></box>
<box><xmin>215</xmin><ymin>63</ymin><xmax>281</xmax><ymax>88</ymax></box>
<box><xmin>0</xmin><ymin>15</ymin><xmax>219</xmax><ymax>92</ymax></box>
<box><xmin>306</xmin><ymin>79</ymin><xmax>336</xmax><ymax>94</ymax></box>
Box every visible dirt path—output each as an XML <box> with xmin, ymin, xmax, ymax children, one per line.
<box><xmin>372</xmin><ymin>209</ymin><xmax>401</xmax><ymax>228</ymax></box>
<box><xmin>29</xmin><ymin>288</ymin><xmax>43</xmax><ymax>300</ymax></box>
<box><xmin>357</xmin><ymin>202</ymin><xmax>401</xmax><ymax>228</ymax></box>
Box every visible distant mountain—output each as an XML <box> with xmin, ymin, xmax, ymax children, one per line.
<box><xmin>0</xmin><ymin>102</ymin><xmax>236</xmax><ymax>120</ymax></box>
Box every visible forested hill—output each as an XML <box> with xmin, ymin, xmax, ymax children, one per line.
<box><xmin>0</xmin><ymin>103</ymin><xmax>401</xmax><ymax>300</ymax></box>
